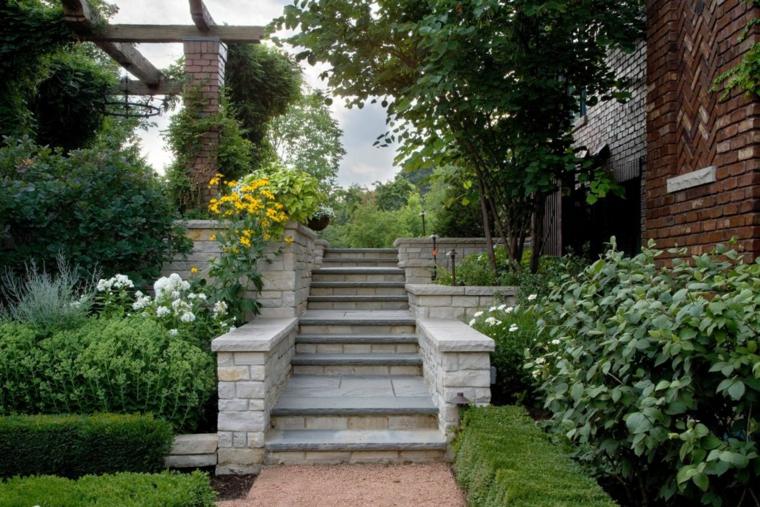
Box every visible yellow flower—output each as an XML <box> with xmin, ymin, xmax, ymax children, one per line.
<box><xmin>209</xmin><ymin>234</ymin><xmax>217</xmax><ymax>241</ymax></box>
<box><xmin>191</xmin><ymin>266</ymin><xmax>199</xmax><ymax>274</ymax></box>
<box><xmin>240</xmin><ymin>235</ymin><xmax>252</xmax><ymax>248</ymax></box>
<box><xmin>284</xmin><ymin>236</ymin><xmax>294</xmax><ymax>245</ymax></box>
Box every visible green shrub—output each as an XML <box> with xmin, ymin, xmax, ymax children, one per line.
<box><xmin>0</xmin><ymin>413</ymin><xmax>173</xmax><ymax>478</ymax></box>
<box><xmin>0</xmin><ymin>471</ymin><xmax>215</xmax><ymax>507</ymax></box>
<box><xmin>1</xmin><ymin>256</ymin><xmax>95</xmax><ymax>334</ymax></box>
<box><xmin>453</xmin><ymin>405</ymin><xmax>615</xmax><ymax>507</ymax></box>
<box><xmin>0</xmin><ymin>317</ymin><xmax>215</xmax><ymax>432</ymax></box>
<box><xmin>529</xmin><ymin>243</ymin><xmax>760</xmax><ymax>506</ymax></box>
<box><xmin>248</xmin><ymin>162</ymin><xmax>323</xmax><ymax>223</ymax></box>
<box><xmin>470</xmin><ymin>304</ymin><xmax>539</xmax><ymax>405</ymax></box>
<box><xmin>0</xmin><ymin>138</ymin><xmax>189</xmax><ymax>285</ymax></box>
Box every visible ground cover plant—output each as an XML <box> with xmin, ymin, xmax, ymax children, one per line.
<box><xmin>527</xmin><ymin>243</ymin><xmax>760</xmax><ymax>506</ymax></box>
<box><xmin>0</xmin><ymin>471</ymin><xmax>215</xmax><ymax>507</ymax></box>
<box><xmin>0</xmin><ymin>413</ymin><xmax>173</xmax><ymax>478</ymax></box>
<box><xmin>454</xmin><ymin>405</ymin><xmax>615</xmax><ymax>507</ymax></box>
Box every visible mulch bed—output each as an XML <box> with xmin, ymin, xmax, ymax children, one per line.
<box><xmin>211</xmin><ymin>474</ymin><xmax>256</xmax><ymax>501</ymax></box>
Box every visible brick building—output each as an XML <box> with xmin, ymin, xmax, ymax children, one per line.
<box><xmin>558</xmin><ymin>1</ymin><xmax>759</xmax><ymax>259</ymax></box>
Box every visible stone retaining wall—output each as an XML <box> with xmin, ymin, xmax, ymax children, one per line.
<box><xmin>165</xmin><ymin>434</ymin><xmax>218</xmax><ymax>468</ymax></box>
<box><xmin>163</xmin><ymin>220</ymin><xmax>327</xmax><ymax>318</ymax></box>
<box><xmin>212</xmin><ymin>318</ymin><xmax>298</xmax><ymax>475</ymax></box>
<box><xmin>406</xmin><ymin>284</ymin><xmax>517</xmax><ymax>321</ymax></box>
<box><xmin>416</xmin><ymin>319</ymin><xmax>494</xmax><ymax>438</ymax></box>
<box><xmin>394</xmin><ymin>237</ymin><xmax>505</xmax><ymax>284</ymax></box>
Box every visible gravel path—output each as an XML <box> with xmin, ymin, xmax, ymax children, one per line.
<box><xmin>217</xmin><ymin>463</ymin><xmax>466</xmax><ymax>507</ymax></box>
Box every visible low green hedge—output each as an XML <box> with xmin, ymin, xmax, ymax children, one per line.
<box><xmin>0</xmin><ymin>471</ymin><xmax>215</xmax><ymax>507</ymax></box>
<box><xmin>453</xmin><ymin>406</ymin><xmax>616</xmax><ymax>507</ymax></box>
<box><xmin>0</xmin><ymin>414</ymin><xmax>173</xmax><ymax>478</ymax></box>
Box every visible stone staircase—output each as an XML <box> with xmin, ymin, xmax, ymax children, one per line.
<box><xmin>265</xmin><ymin>248</ymin><xmax>447</xmax><ymax>465</ymax></box>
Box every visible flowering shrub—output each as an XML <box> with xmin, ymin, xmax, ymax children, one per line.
<box><xmin>97</xmin><ymin>273</ymin><xmax>233</xmax><ymax>348</ymax></box>
<box><xmin>469</xmin><ymin>299</ymin><xmax>541</xmax><ymax>405</ymax></box>
<box><xmin>528</xmin><ymin>243</ymin><xmax>760</xmax><ymax>506</ymax></box>
<box><xmin>207</xmin><ymin>174</ymin><xmax>291</xmax><ymax>320</ymax></box>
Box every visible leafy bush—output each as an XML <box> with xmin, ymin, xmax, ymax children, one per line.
<box><xmin>453</xmin><ymin>405</ymin><xmax>615</xmax><ymax>507</ymax></box>
<box><xmin>0</xmin><ymin>317</ymin><xmax>215</xmax><ymax>432</ymax></box>
<box><xmin>0</xmin><ymin>413</ymin><xmax>172</xmax><ymax>478</ymax></box>
<box><xmin>1</xmin><ymin>256</ymin><xmax>96</xmax><ymax>334</ymax></box>
<box><xmin>247</xmin><ymin>162</ymin><xmax>323</xmax><ymax>223</ymax></box>
<box><xmin>470</xmin><ymin>303</ymin><xmax>540</xmax><ymax>405</ymax></box>
<box><xmin>0</xmin><ymin>138</ymin><xmax>189</xmax><ymax>285</ymax></box>
<box><xmin>0</xmin><ymin>471</ymin><xmax>215</xmax><ymax>507</ymax></box>
<box><xmin>529</xmin><ymin>243</ymin><xmax>760</xmax><ymax>506</ymax></box>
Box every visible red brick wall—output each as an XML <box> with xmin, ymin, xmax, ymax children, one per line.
<box><xmin>183</xmin><ymin>38</ymin><xmax>227</xmax><ymax>204</ymax></box>
<box><xmin>645</xmin><ymin>0</ymin><xmax>760</xmax><ymax>259</ymax></box>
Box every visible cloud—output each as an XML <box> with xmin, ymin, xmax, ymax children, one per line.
<box><xmin>110</xmin><ymin>0</ymin><xmax>399</xmax><ymax>184</ymax></box>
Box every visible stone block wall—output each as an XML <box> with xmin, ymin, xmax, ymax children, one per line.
<box><xmin>416</xmin><ymin>320</ymin><xmax>494</xmax><ymax>438</ymax></box>
<box><xmin>163</xmin><ymin>220</ymin><xmax>327</xmax><ymax>318</ymax></box>
<box><xmin>212</xmin><ymin>318</ymin><xmax>298</xmax><ymax>475</ymax></box>
<box><xmin>394</xmin><ymin>237</ymin><xmax>507</xmax><ymax>284</ymax></box>
<box><xmin>406</xmin><ymin>284</ymin><xmax>517</xmax><ymax>321</ymax></box>
<box><xmin>645</xmin><ymin>0</ymin><xmax>760</xmax><ymax>260</ymax></box>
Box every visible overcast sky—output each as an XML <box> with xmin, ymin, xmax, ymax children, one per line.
<box><xmin>111</xmin><ymin>0</ymin><xmax>398</xmax><ymax>187</ymax></box>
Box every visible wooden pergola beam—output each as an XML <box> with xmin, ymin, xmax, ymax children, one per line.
<box><xmin>61</xmin><ymin>0</ymin><xmax>164</xmax><ymax>86</ymax></box>
<box><xmin>95</xmin><ymin>24</ymin><xmax>265</xmax><ymax>43</ymax></box>
<box><xmin>189</xmin><ymin>0</ymin><xmax>215</xmax><ymax>31</ymax></box>
<box><xmin>111</xmin><ymin>79</ymin><xmax>183</xmax><ymax>96</ymax></box>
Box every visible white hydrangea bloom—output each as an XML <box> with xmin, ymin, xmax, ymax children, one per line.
<box><xmin>156</xmin><ymin>306</ymin><xmax>170</xmax><ymax>318</ymax></box>
<box><xmin>132</xmin><ymin>294</ymin><xmax>151</xmax><ymax>311</ymax></box>
<box><xmin>509</xmin><ymin>323</ymin><xmax>519</xmax><ymax>333</ymax></box>
<box><xmin>180</xmin><ymin>312</ymin><xmax>196</xmax><ymax>323</ymax></box>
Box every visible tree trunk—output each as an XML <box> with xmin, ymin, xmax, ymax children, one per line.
<box><xmin>478</xmin><ymin>179</ymin><xmax>498</xmax><ymax>274</ymax></box>
<box><xmin>530</xmin><ymin>192</ymin><xmax>547</xmax><ymax>273</ymax></box>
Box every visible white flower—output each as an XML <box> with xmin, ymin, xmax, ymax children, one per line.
<box><xmin>171</xmin><ymin>290</ymin><xmax>181</xmax><ymax>299</ymax></box>
<box><xmin>504</xmin><ymin>306</ymin><xmax>514</xmax><ymax>314</ymax></box>
<box><xmin>469</xmin><ymin>318</ymin><xmax>476</xmax><ymax>326</ymax></box>
<box><xmin>156</xmin><ymin>306</ymin><xmax>170</xmax><ymax>318</ymax></box>
<box><xmin>485</xmin><ymin>316</ymin><xmax>501</xmax><ymax>326</ymax></box>
<box><xmin>114</xmin><ymin>274</ymin><xmax>134</xmax><ymax>289</ymax></box>
<box><xmin>96</xmin><ymin>279</ymin><xmax>110</xmax><ymax>292</ymax></box>
<box><xmin>197</xmin><ymin>293</ymin><xmax>207</xmax><ymax>301</ymax></box>
<box><xmin>535</xmin><ymin>357</ymin><xmax>545</xmax><ymax>365</ymax></box>
<box><xmin>551</xmin><ymin>339</ymin><xmax>561</xmax><ymax>345</ymax></box>
<box><xmin>213</xmin><ymin>300</ymin><xmax>228</xmax><ymax>317</ymax></box>
<box><xmin>188</xmin><ymin>293</ymin><xmax>197</xmax><ymax>300</ymax></box>
<box><xmin>132</xmin><ymin>294</ymin><xmax>151</xmax><ymax>311</ymax></box>
<box><xmin>489</xmin><ymin>306</ymin><xmax>497</xmax><ymax>312</ymax></box>
<box><xmin>180</xmin><ymin>311</ymin><xmax>196</xmax><ymax>323</ymax></box>
<box><xmin>509</xmin><ymin>323</ymin><xmax>519</xmax><ymax>333</ymax></box>
<box><xmin>497</xmin><ymin>304</ymin><xmax>507</xmax><ymax>311</ymax></box>
<box><xmin>473</xmin><ymin>311</ymin><xmax>484</xmax><ymax>318</ymax></box>
<box><xmin>168</xmin><ymin>329</ymin><xmax>179</xmax><ymax>337</ymax></box>
<box><xmin>135</xmin><ymin>290</ymin><xmax>144</xmax><ymax>298</ymax></box>
<box><xmin>527</xmin><ymin>294</ymin><xmax>537</xmax><ymax>302</ymax></box>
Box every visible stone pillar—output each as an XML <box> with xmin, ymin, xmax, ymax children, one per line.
<box><xmin>183</xmin><ymin>37</ymin><xmax>227</xmax><ymax>204</ymax></box>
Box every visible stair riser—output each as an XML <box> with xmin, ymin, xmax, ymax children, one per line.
<box><xmin>295</xmin><ymin>343</ymin><xmax>419</xmax><ymax>355</ymax></box>
<box><xmin>271</xmin><ymin>414</ymin><xmax>437</xmax><ymax>431</ymax></box>
<box><xmin>310</xmin><ymin>287</ymin><xmax>407</xmax><ymax>297</ymax></box>
<box><xmin>324</xmin><ymin>252</ymin><xmax>397</xmax><ymax>260</ymax></box>
<box><xmin>312</xmin><ymin>273</ymin><xmax>405</xmax><ymax>283</ymax></box>
<box><xmin>308</xmin><ymin>301</ymin><xmax>409</xmax><ymax>310</ymax></box>
<box><xmin>299</xmin><ymin>324</ymin><xmax>416</xmax><ymax>335</ymax></box>
<box><xmin>265</xmin><ymin>450</ymin><xmax>446</xmax><ymax>465</ymax></box>
<box><xmin>293</xmin><ymin>365</ymin><xmax>422</xmax><ymax>376</ymax></box>
<box><xmin>322</xmin><ymin>260</ymin><xmax>398</xmax><ymax>267</ymax></box>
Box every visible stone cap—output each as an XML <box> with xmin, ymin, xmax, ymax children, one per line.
<box><xmin>394</xmin><ymin>237</ymin><xmax>499</xmax><ymax>247</ymax></box>
<box><xmin>177</xmin><ymin>220</ymin><xmax>318</xmax><ymax>239</ymax></box>
<box><xmin>417</xmin><ymin>319</ymin><xmax>495</xmax><ymax>352</ymax></box>
<box><xmin>211</xmin><ymin>317</ymin><xmax>297</xmax><ymax>352</ymax></box>
<box><xmin>406</xmin><ymin>284</ymin><xmax>517</xmax><ymax>297</ymax></box>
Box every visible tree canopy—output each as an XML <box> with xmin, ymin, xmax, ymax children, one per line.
<box><xmin>275</xmin><ymin>0</ymin><xmax>644</xmax><ymax>270</ymax></box>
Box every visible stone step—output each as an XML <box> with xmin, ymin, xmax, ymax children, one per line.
<box><xmin>307</xmin><ymin>295</ymin><xmax>409</xmax><ymax>311</ymax></box>
<box><xmin>312</xmin><ymin>267</ymin><xmax>405</xmax><ymax>283</ymax></box>
<box><xmin>298</xmin><ymin>310</ymin><xmax>416</xmax><ymax>336</ymax></box>
<box><xmin>266</xmin><ymin>429</ymin><xmax>446</xmax><ymax>451</ymax></box>
<box><xmin>310</xmin><ymin>281</ymin><xmax>407</xmax><ymax>297</ymax></box>
<box><xmin>297</xmin><ymin>334</ymin><xmax>418</xmax><ymax>344</ymax></box>
<box><xmin>291</xmin><ymin>354</ymin><xmax>422</xmax><ymax>376</ymax></box>
<box><xmin>322</xmin><ymin>257</ymin><xmax>399</xmax><ymax>267</ymax></box>
<box><xmin>324</xmin><ymin>248</ymin><xmax>398</xmax><ymax>261</ymax></box>
<box><xmin>296</xmin><ymin>342</ymin><xmax>418</xmax><ymax>355</ymax></box>
<box><xmin>272</xmin><ymin>413</ymin><xmax>438</xmax><ymax>431</ymax></box>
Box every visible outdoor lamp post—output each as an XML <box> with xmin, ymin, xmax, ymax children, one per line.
<box><xmin>419</xmin><ymin>210</ymin><xmax>427</xmax><ymax>236</ymax></box>
<box><xmin>431</xmin><ymin>234</ymin><xmax>439</xmax><ymax>282</ymax></box>
<box><xmin>447</xmin><ymin>248</ymin><xmax>457</xmax><ymax>286</ymax></box>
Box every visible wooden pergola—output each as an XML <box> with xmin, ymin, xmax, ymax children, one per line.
<box><xmin>61</xmin><ymin>0</ymin><xmax>264</xmax><ymax>96</ymax></box>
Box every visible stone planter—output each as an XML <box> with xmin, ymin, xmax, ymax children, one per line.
<box><xmin>406</xmin><ymin>284</ymin><xmax>517</xmax><ymax>321</ymax></box>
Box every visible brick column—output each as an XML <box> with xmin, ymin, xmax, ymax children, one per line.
<box><xmin>183</xmin><ymin>37</ymin><xmax>227</xmax><ymax>204</ymax></box>
<box><xmin>645</xmin><ymin>0</ymin><xmax>760</xmax><ymax>260</ymax></box>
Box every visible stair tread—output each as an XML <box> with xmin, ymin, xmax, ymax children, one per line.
<box><xmin>308</xmin><ymin>295</ymin><xmax>409</xmax><ymax>301</ymax></box>
<box><xmin>273</xmin><ymin>396</ymin><xmax>436</xmax><ymax>416</ymax></box>
<box><xmin>310</xmin><ymin>281</ymin><xmax>406</xmax><ymax>287</ymax></box>
<box><xmin>266</xmin><ymin>429</ymin><xmax>447</xmax><ymax>451</ymax></box>
<box><xmin>323</xmin><ymin>257</ymin><xmax>397</xmax><ymax>263</ymax></box>
<box><xmin>326</xmin><ymin>248</ymin><xmax>397</xmax><ymax>254</ymax></box>
<box><xmin>292</xmin><ymin>354</ymin><xmax>421</xmax><ymax>365</ymax></box>
<box><xmin>300</xmin><ymin>310</ymin><xmax>415</xmax><ymax>325</ymax></box>
<box><xmin>313</xmin><ymin>267</ymin><xmax>404</xmax><ymax>274</ymax></box>
<box><xmin>297</xmin><ymin>334</ymin><xmax>417</xmax><ymax>344</ymax></box>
